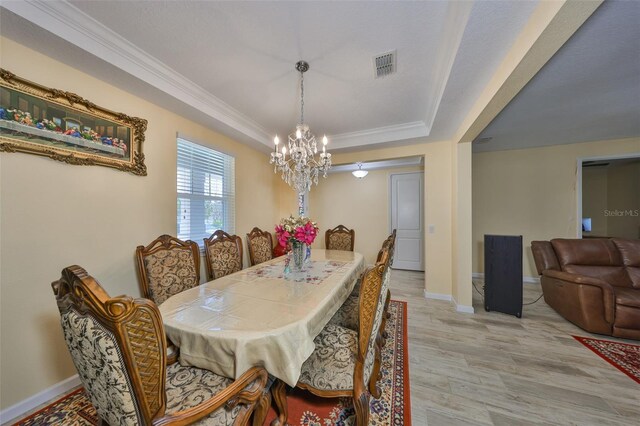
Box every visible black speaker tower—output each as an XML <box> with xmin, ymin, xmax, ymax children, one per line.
<box><xmin>484</xmin><ymin>234</ymin><xmax>523</xmax><ymax>318</ymax></box>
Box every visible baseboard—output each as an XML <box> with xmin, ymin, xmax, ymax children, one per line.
<box><xmin>472</xmin><ymin>272</ymin><xmax>540</xmax><ymax>284</ymax></box>
<box><xmin>452</xmin><ymin>295</ymin><xmax>475</xmax><ymax>314</ymax></box>
<box><xmin>0</xmin><ymin>374</ymin><xmax>80</xmax><ymax>424</ymax></box>
<box><xmin>424</xmin><ymin>290</ymin><xmax>475</xmax><ymax>313</ymax></box>
<box><xmin>423</xmin><ymin>290</ymin><xmax>452</xmax><ymax>301</ymax></box>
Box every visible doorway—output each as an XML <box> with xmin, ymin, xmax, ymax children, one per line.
<box><xmin>578</xmin><ymin>153</ymin><xmax>640</xmax><ymax>239</ymax></box>
<box><xmin>390</xmin><ymin>172</ymin><xmax>424</xmax><ymax>271</ymax></box>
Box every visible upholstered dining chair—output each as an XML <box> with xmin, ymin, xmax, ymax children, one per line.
<box><xmin>327</xmin><ymin>232</ymin><xmax>397</xmax><ymax>395</ymax></box>
<box><xmin>377</xmin><ymin>229</ymin><xmax>397</xmax><ymax>340</ymax></box>
<box><xmin>297</xmin><ymin>261</ymin><xmax>387</xmax><ymax>425</ymax></box>
<box><xmin>246</xmin><ymin>227</ymin><xmax>274</xmax><ymax>266</ymax></box>
<box><xmin>325</xmin><ymin>225</ymin><xmax>355</xmax><ymax>251</ymax></box>
<box><xmin>343</xmin><ymin>229</ymin><xmax>396</xmax><ymax>301</ymax></box>
<box><xmin>204</xmin><ymin>230</ymin><xmax>243</xmax><ymax>280</ymax></box>
<box><xmin>135</xmin><ymin>234</ymin><xmax>201</xmax><ymax>306</ymax></box>
<box><xmin>52</xmin><ymin>265</ymin><xmax>269</xmax><ymax>426</ymax></box>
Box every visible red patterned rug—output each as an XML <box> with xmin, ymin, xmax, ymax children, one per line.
<box><xmin>12</xmin><ymin>300</ymin><xmax>410</xmax><ymax>426</ymax></box>
<box><xmin>573</xmin><ymin>336</ymin><xmax>640</xmax><ymax>384</ymax></box>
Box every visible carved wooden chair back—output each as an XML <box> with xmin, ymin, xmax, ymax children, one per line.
<box><xmin>135</xmin><ymin>234</ymin><xmax>200</xmax><ymax>305</ymax></box>
<box><xmin>377</xmin><ymin>229</ymin><xmax>397</xmax><ymax>264</ymax></box>
<box><xmin>325</xmin><ymin>225</ymin><xmax>355</xmax><ymax>251</ymax></box>
<box><xmin>203</xmin><ymin>230</ymin><xmax>243</xmax><ymax>280</ymax></box>
<box><xmin>52</xmin><ymin>265</ymin><xmax>269</xmax><ymax>426</ymax></box>
<box><xmin>52</xmin><ymin>265</ymin><xmax>169</xmax><ymax>425</ymax></box>
<box><xmin>355</xmin><ymin>261</ymin><xmax>387</xmax><ymax>395</ymax></box>
<box><xmin>388</xmin><ymin>229</ymin><xmax>397</xmax><ymax>263</ymax></box>
<box><xmin>246</xmin><ymin>227</ymin><xmax>274</xmax><ymax>266</ymax></box>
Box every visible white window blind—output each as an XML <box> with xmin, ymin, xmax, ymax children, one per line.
<box><xmin>177</xmin><ymin>138</ymin><xmax>235</xmax><ymax>246</ymax></box>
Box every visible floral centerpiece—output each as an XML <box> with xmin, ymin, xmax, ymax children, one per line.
<box><xmin>275</xmin><ymin>215</ymin><xmax>319</xmax><ymax>271</ymax></box>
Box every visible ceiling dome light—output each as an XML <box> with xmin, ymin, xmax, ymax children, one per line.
<box><xmin>352</xmin><ymin>162</ymin><xmax>368</xmax><ymax>179</ymax></box>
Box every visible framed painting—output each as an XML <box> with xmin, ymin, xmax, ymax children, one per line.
<box><xmin>0</xmin><ymin>69</ymin><xmax>147</xmax><ymax>175</ymax></box>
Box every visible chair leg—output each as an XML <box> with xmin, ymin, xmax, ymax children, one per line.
<box><xmin>384</xmin><ymin>289</ymin><xmax>391</xmax><ymax>318</ymax></box>
<box><xmin>368</xmin><ymin>344</ymin><xmax>382</xmax><ymax>399</ymax></box>
<box><xmin>252</xmin><ymin>390</ymin><xmax>271</xmax><ymax>426</ymax></box>
<box><xmin>270</xmin><ymin>378</ymin><xmax>288</xmax><ymax>426</ymax></box>
<box><xmin>381</xmin><ymin>290</ymin><xmax>391</xmax><ymax>341</ymax></box>
<box><xmin>353</xmin><ymin>392</ymin><xmax>371</xmax><ymax>426</ymax></box>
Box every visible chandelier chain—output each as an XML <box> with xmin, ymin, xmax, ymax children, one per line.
<box><xmin>300</xmin><ymin>71</ymin><xmax>304</xmax><ymax>125</ymax></box>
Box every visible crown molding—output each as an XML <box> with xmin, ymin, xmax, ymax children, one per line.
<box><xmin>330</xmin><ymin>121</ymin><xmax>428</xmax><ymax>149</ymax></box>
<box><xmin>2</xmin><ymin>0</ymin><xmax>273</xmax><ymax>148</ymax></box>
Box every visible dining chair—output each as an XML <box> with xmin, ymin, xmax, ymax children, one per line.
<box><xmin>135</xmin><ymin>234</ymin><xmax>200</xmax><ymax>305</ymax></box>
<box><xmin>339</xmin><ymin>229</ymin><xmax>396</xmax><ymax>302</ymax></box>
<box><xmin>326</xmin><ymin>232</ymin><xmax>396</xmax><ymax>395</ymax></box>
<box><xmin>51</xmin><ymin>265</ymin><xmax>269</xmax><ymax>426</ymax></box>
<box><xmin>325</xmin><ymin>225</ymin><xmax>355</xmax><ymax>251</ymax></box>
<box><xmin>246</xmin><ymin>227</ymin><xmax>274</xmax><ymax>266</ymax></box>
<box><xmin>204</xmin><ymin>230</ymin><xmax>243</xmax><ymax>280</ymax></box>
<box><xmin>378</xmin><ymin>229</ymin><xmax>397</xmax><ymax>340</ymax></box>
<box><xmin>297</xmin><ymin>261</ymin><xmax>387</xmax><ymax>425</ymax></box>
<box><xmin>328</xmin><ymin>247</ymin><xmax>389</xmax><ymax>331</ymax></box>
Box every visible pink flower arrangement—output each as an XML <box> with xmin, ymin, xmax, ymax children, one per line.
<box><xmin>275</xmin><ymin>216</ymin><xmax>319</xmax><ymax>247</ymax></box>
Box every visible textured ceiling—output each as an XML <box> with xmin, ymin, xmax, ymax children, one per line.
<box><xmin>475</xmin><ymin>0</ymin><xmax>640</xmax><ymax>152</ymax></box>
<box><xmin>6</xmin><ymin>2</ymin><xmax>637</xmax><ymax>154</ymax></box>
<box><xmin>0</xmin><ymin>0</ymin><xmax>538</xmax><ymax>152</ymax></box>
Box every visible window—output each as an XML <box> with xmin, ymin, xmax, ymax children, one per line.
<box><xmin>177</xmin><ymin>138</ymin><xmax>235</xmax><ymax>246</ymax></box>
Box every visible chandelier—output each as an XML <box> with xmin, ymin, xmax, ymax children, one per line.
<box><xmin>270</xmin><ymin>61</ymin><xmax>331</xmax><ymax>195</ymax></box>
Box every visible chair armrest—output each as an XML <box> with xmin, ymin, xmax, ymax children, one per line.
<box><xmin>166</xmin><ymin>342</ymin><xmax>179</xmax><ymax>366</ymax></box>
<box><xmin>542</xmin><ymin>270</ymin><xmax>615</xmax><ymax>324</ymax></box>
<box><xmin>154</xmin><ymin>367</ymin><xmax>268</xmax><ymax>425</ymax></box>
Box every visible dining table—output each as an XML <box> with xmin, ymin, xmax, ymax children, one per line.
<box><xmin>159</xmin><ymin>248</ymin><xmax>366</xmax><ymax>425</ymax></box>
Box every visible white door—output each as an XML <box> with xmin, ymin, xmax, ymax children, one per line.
<box><xmin>390</xmin><ymin>172</ymin><xmax>424</xmax><ymax>271</ymax></box>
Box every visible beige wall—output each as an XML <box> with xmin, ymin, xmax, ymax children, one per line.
<box><xmin>582</xmin><ymin>167</ymin><xmax>608</xmax><ymax>236</ymax></box>
<box><xmin>606</xmin><ymin>161</ymin><xmax>640</xmax><ymax>239</ymax></box>
<box><xmin>472</xmin><ymin>137</ymin><xmax>640</xmax><ymax>277</ymax></box>
<box><xmin>324</xmin><ymin>141</ymin><xmax>455</xmax><ymax>298</ymax></box>
<box><xmin>0</xmin><ymin>38</ymin><xmax>280</xmax><ymax>409</ymax></box>
<box><xmin>307</xmin><ymin>166</ymin><xmax>423</xmax><ymax>265</ymax></box>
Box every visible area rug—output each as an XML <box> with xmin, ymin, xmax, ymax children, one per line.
<box><xmin>573</xmin><ymin>335</ymin><xmax>640</xmax><ymax>384</ymax></box>
<box><xmin>12</xmin><ymin>300</ymin><xmax>410</xmax><ymax>426</ymax></box>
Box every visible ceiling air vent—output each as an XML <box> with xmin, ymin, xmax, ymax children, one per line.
<box><xmin>583</xmin><ymin>161</ymin><xmax>610</xmax><ymax>168</ymax></box>
<box><xmin>474</xmin><ymin>137</ymin><xmax>493</xmax><ymax>144</ymax></box>
<box><xmin>374</xmin><ymin>50</ymin><xmax>396</xmax><ymax>78</ymax></box>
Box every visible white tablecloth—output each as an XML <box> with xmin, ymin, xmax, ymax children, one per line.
<box><xmin>159</xmin><ymin>249</ymin><xmax>365</xmax><ymax>386</ymax></box>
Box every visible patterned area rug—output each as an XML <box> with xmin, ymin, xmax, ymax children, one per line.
<box><xmin>574</xmin><ymin>335</ymin><xmax>640</xmax><ymax>384</ymax></box>
<box><xmin>12</xmin><ymin>300</ymin><xmax>410</xmax><ymax>426</ymax></box>
<box><xmin>11</xmin><ymin>388</ymin><xmax>97</xmax><ymax>425</ymax></box>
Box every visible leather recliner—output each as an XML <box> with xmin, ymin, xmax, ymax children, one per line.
<box><xmin>531</xmin><ymin>238</ymin><xmax>640</xmax><ymax>340</ymax></box>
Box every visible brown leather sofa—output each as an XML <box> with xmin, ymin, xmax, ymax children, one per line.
<box><xmin>531</xmin><ymin>238</ymin><xmax>640</xmax><ymax>340</ymax></box>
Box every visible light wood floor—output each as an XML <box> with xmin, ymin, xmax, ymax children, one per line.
<box><xmin>389</xmin><ymin>269</ymin><xmax>639</xmax><ymax>426</ymax></box>
<box><xmin>6</xmin><ymin>271</ymin><xmax>638</xmax><ymax>426</ymax></box>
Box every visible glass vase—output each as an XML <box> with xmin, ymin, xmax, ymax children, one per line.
<box><xmin>291</xmin><ymin>241</ymin><xmax>305</xmax><ymax>272</ymax></box>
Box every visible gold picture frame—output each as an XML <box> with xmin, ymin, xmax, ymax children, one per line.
<box><xmin>0</xmin><ymin>68</ymin><xmax>147</xmax><ymax>176</ymax></box>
